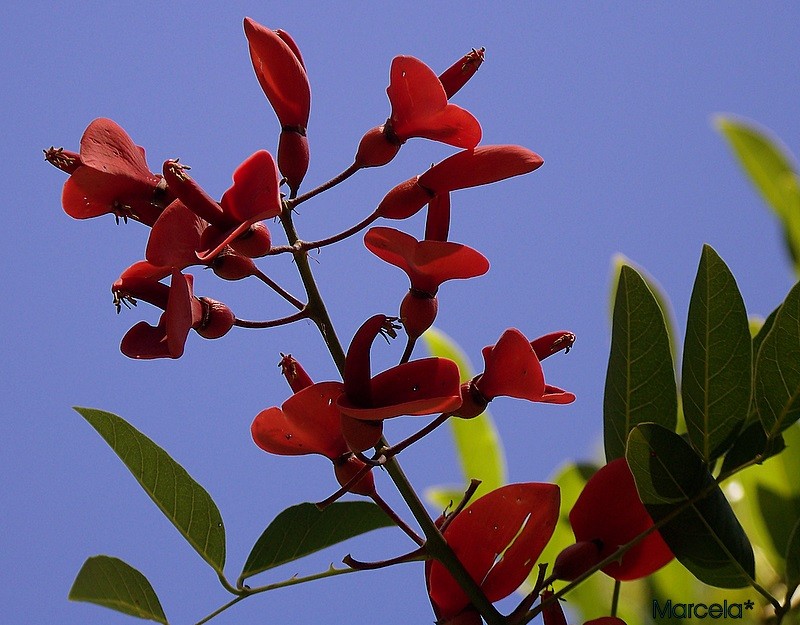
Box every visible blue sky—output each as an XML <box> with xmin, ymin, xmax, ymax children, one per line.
<box><xmin>5</xmin><ymin>3</ymin><xmax>800</xmax><ymax>624</ymax></box>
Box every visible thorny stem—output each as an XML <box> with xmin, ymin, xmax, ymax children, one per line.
<box><xmin>371</xmin><ymin>491</ymin><xmax>425</xmax><ymax>547</ymax></box>
<box><xmin>438</xmin><ymin>479</ymin><xmax>482</xmax><ymax>533</ymax></box>
<box><xmin>233</xmin><ymin>309</ymin><xmax>309</xmax><ymax>329</ymax></box>
<box><xmin>253</xmin><ymin>268</ymin><xmax>305</xmax><ymax>310</ymax></box>
<box><xmin>343</xmin><ymin>547</ymin><xmax>426</xmax><ymax>571</ymax></box>
<box><xmin>288</xmin><ymin>162</ymin><xmax>361</xmax><ymax>208</ymax></box>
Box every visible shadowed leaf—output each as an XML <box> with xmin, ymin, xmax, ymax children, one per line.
<box><xmin>74</xmin><ymin>407</ymin><xmax>225</xmax><ymax>573</ymax></box>
<box><xmin>627</xmin><ymin>424</ymin><xmax>755</xmax><ymax>588</ymax></box>
<box><xmin>239</xmin><ymin>502</ymin><xmax>392</xmax><ymax>584</ymax></box>
<box><xmin>69</xmin><ymin>556</ymin><xmax>168</xmax><ymax>624</ymax></box>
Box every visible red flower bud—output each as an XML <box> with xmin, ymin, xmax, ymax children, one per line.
<box><xmin>211</xmin><ymin>250</ymin><xmax>257</xmax><ymax>281</ymax></box>
<box><xmin>552</xmin><ymin>540</ymin><xmax>604</xmax><ymax>581</ymax></box>
<box><xmin>333</xmin><ymin>454</ymin><xmax>376</xmax><ymax>497</ymax></box>
<box><xmin>400</xmin><ymin>290</ymin><xmax>438</xmax><ymax>340</ymax></box>
<box><xmin>278</xmin><ymin>128</ymin><xmax>309</xmax><ymax>196</ymax></box>
<box><xmin>195</xmin><ymin>298</ymin><xmax>235</xmax><ymax>339</ymax></box>
<box><xmin>354</xmin><ymin>125</ymin><xmax>402</xmax><ymax>168</ymax></box>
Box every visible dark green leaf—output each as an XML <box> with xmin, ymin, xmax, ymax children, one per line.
<box><xmin>755</xmin><ymin>281</ymin><xmax>800</xmax><ymax>437</ymax></box>
<box><xmin>786</xmin><ymin>518</ymin><xmax>800</xmax><ymax>587</ymax></box>
<box><xmin>753</xmin><ymin>305</ymin><xmax>781</xmax><ymax>354</ymax></box>
<box><xmin>719</xmin><ymin>421</ymin><xmax>785</xmax><ymax>477</ymax></box>
<box><xmin>239</xmin><ymin>502</ymin><xmax>393</xmax><ymax>584</ymax></box>
<box><xmin>627</xmin><ymin>424</ymin><xmax>755</xmax><ymax>588</ymax></box>
<box><xmin>756</xmin><ymin>486</ymin><xmax>800</xmax><ymax>562</ymax></box>
<box><xmin>69</xmin><ymin>556</ymin><xmax>168</xmax><ymax>624</ymax></box>
<box><xmin>604</xmin><ymin>265</ymin><xmax>678</xmax><ymax>461</ymax></box>
<box><xmin>421</xmin><ymin>327</ymin><xmax>506</xmax><ymax>501</ymax></box>
<box><xmin>74</xmin><ymin>407</ymin><xmax>225</xmax><ymax>574</ymax></box>
<box><xmin>716</xmin><ymin>116</ymin><xmax>800</xmax><ymax>275</ymax></box>
<box><xmin>682</xmin><ymin>245</ymin><xmax>752</xmax><ymax>463</ymax></box>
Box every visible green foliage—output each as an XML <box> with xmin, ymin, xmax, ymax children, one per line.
<box><xmin>755</xmin><ymin>280</ymin><xmax>800</xmax><ymax>437</ymax></box>
<box><xmin>238</xmin><ymin>502</ymin><xmax>393</xmax><ymax>584</ymax></box>
<box><xmin>716</xmin><ymin>116</ymin><xmax>800</xmax><ymax>276</ymax></box>
<box><xmin>681</xmin><ymin>245</ymin><xmax>751</xmax><ymax>463</ymax></box>
<box><xmin>69</xmin><ymin>556</ymin><xmax>168</xmax><ymax>624</ymax></box>
<box><xmin>74</xmin><ymin>407</ymin><xmax>226</xmax><ymax>574</ymax></box>
<box><xmin>627</xmin><ymin>424</ymin><xmax>755</xmax><ymax>588</ymax></box>
<box><xmin>421</xmin><ymin>327</ymin><xmax>507</xmax><ymax>508</ymax></box>
<box><xmin>604</xmin><ymin>265</ymin><xmax>678</xmax><ymax>461</ymax></box>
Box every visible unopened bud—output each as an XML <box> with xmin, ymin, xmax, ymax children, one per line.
<box><xmin>196</xmin><ymin>298</ymin><xmax>235</xmax><ymax>339</ymax></box>
<box><xmin>278</xmin><ymin>128</ymin><xmax>309</xmax><ymax>195</ymax></box>
<box><xmin>211</xmin><ymin>251</ymin><xmax>257</xmax><ymax>281</ymax></box>
<box><xmin>230</xmin><ymin>222</ymin><xmax>272</xmax><ymax>258</ymax></box>
<box><xmin>400</xmin><ymin>290</ymin><xmax>438</xmax><ymax>339</ymax></box>
<box><xmin>552</xmin><ymin>540</ymin><xmax>604</xmax><ymax>581</ymax></box>
<box><xmin>354</xmin><ymin>125</ymin><xmax>401</xmax><ymax>168</ymax></box>
<box><xmin>452</xmin><ymin>379</ymin><xmax>488</xmax><ymax>419</ymax></box>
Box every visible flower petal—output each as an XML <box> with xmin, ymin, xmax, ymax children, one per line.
<box><xmin>120</xmin><ymin>319</ymin><xmax>173</xmax><ymax>359</ymax></box>
<box><xmin>418</xmin><ymin>145</ymin><xmax>543</xmax><ymax>194</ymax></box>
<box><xmin>244</xmin><ymin>18</ymin><xmax>310</xmax><ymax>127</ymax></box>
<box><xmin>79</xmin><ymin>118</ymin><xmax>156</xmax><ymax>183</ymax></box>
<box><xmin>478</xmin><ymin>329</ymin><xmax>545</xmax><ymax>401</ymax></box>
<box><xmin>220</xmin><ymin>150</ymin><xmax>282</xmax><ymax>223</ymax></box>
<box><xmin>338</xmin><ymin>357</ymin><xmax>461</xmax><ymax>421</ymax></box>
<box><xmin>569</xmin><ymin>458</ymin><xmax>673</xmax><ymax>580</ymax></box>
<box><xmin>165</xmin><ymin>272</ymin><xmax>202</xmax><ymax>358</ymax></box>
<box><xmin>428</xmin><ymin>483</ymin><xmax>560</xmax><ymax>618</ymax></box>
<box><xmin>146</xmin><ymin>200</ymin><xmax>206</xmax><ymax>269</ymax></box>
<box><xmin>252</xmin><ymin>382</ymin><xmax>347</xmax><ymax>459</ymax></box>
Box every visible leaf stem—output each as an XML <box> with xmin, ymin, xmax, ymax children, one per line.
<box><xmin>252</xmin><ymin>268</ymin><xmax>305</xmax><ymax>310</ymax></box>
<box><xmin>371</xmin><ymin>491</ymin><xmax>425</xmax><ymax>546</ymax></box>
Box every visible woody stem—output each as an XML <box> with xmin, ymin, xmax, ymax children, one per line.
<box><xmin>288</xmin><ymin>162</ymin><xmax>361</xmax><ymax>208</ymax></box>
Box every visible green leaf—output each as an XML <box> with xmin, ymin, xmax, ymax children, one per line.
<box><xmin>755</xmin><ymin>281</ymin><xmax>800</xmax><ymax>437</ymax></box>
<box><xmin>69</xmin><ymin>556</ymin><xmax>168</xmax><ymax>624</ymax></box>
<box><xmin>681</xmin><ymin>245</ymin><xmax>752</xmax><ymax>463</ymax></box>
<box><xmin>421</xmin><ymin>327</ymin><xmax>506</xmax><ymax>500</ymax></box>
<box><xmin>719</xmin><ymin>421</ymin><xmax>785</xmax><ymax>477</ymax></box>
<box><xmin>604</xmin><ymin>265</ymin><xmax>678</xmax><ymax>461</ymax></box>
<box><xmin>239</xmin><ymin>502</ymin><xmax>393</xmax><ymax>584</ymax></box>
<box><xmin>786</xmin><ymin>518</ymin><xmax>800</xmax><ymax>587</ymax></box>
<box><xmin>627</xmin><ymin>424</ymin><xmax>755</xmax><ymax>588</ymax></box>
<box><xmin>716</xmin><ymin>115</ymin><xmax>800</xmax><ymax>275</ymax></box>
<box><xmin>755</xmin><ymin>485</ymin><xmax>800</xmax><ymax>562</ymax></box>
<box><xmin>610</xmin><ymin>253</ymin><xmax>679</xmax><ymax>364</ymax></box>
<box><xmin>74</xmin><ymin>407</ymin><xmax>225</xmax><ymax>574</ymax></box>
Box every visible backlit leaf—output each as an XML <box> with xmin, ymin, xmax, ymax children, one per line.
<box><xmin>604</xmin><ymin>266</ymin><xmax>677</xmax><ymax>461</ymax></box>
<box><xmin>681</xmin><ymin>245</ymin><xmax>751</xmax><ymax>462</ymax></box>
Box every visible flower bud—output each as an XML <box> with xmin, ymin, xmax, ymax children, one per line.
<box><xmin>453</xmin><ymin>380</ymin><xmax>488</xmax><ymax>419</ymax></box>
<box><xmin>376</xmin><ymin>176</ymin><xmax>433</xmax><ymax>220</ymax></box>
<box><xmin>196</xmin><ymin>298</ymin><xmax>235</xmax><ymax>339</ymax></box>
<box><xmin>211</xmin><ymin>250</ymin><xmax>257</xmax><ymax>281</ymax></box>
<box><xmin>354</xmin><ymin>125</ymin><xmax>401</xmax><ymax>168</ymax></box>
<box><xmin>400</xmin><ymin>290</ymin><xmax>438</xmax><ymax>339</ymax></box>
<box><xmin>333</xmin><ymin>454</ymin><xmax>376</xmax><ymax>497</ymax></box>
<box><xmin>552</xmin><ymin>540</ymin><xmax>604</xmax><ymax>581</ymax></box>
<box><xmin>278</xmin><ymin>128</ymin><xmax>309</xmax><ymax>195</ymax></box>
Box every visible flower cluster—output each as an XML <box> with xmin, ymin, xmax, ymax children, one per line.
<box><xmin>46</xmin><ymin>16</ymin><xmax>675</xmax><ymax>625</ymax></box>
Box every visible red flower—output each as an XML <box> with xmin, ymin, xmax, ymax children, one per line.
<box><xmin>251</xmin><ymin>356</ymin><xmax>375</xmax><ymax>496</ymax></box>
<box><xmin>376</xmin><ymin>145</ymin><xmax>544</xmax><ymax>220</ymax></box>
<box><xmin>364</xmin><ymin>227</ymin><xmax>489</xmax><ymax>338</ymax></box>
<box><xmin>438</xmin><ymin>47</ymin><xmax>485</xmax><ymax>99</ymax></box>
<box><xmin>113</xmin><ymin>263</ymin><xmax>234</xmax><ymax>359</ymax></box>
<box><xmin>48</xmin><ymin>118</ymin><xmax>168</xmax><ymax>225</ymax></box>
<box><xmin>566</xmin><ymin>458</ymin><xmax>673</xmax><ymax>581</ymax></box>
<box><xmin>427</xmin><ymin>483</ymin><xmax>560</xmax><ymax>622</ymax></box>
<box><xmin>355</xmin><ymin>56</ymin><xmax>481</xmax><ymax>168</ymax></box>
<box><xmin>456</xmin><ymin>329</ymin><xmax>576</xmax><ymax>418</ymax></box>
<box><xmin>337</xmin><ymin>315</ymin><xmax>462</xmax><ymax>452</ymax></box>
<box><xmin>244</xmin><ymin>18</ymin><xmax>311</xmax><ymax>194</ymax></box>
<box><xmin>159</xmin><ymin>151</ymin><xmax>281</xmax><ymax>262</ymax></box>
